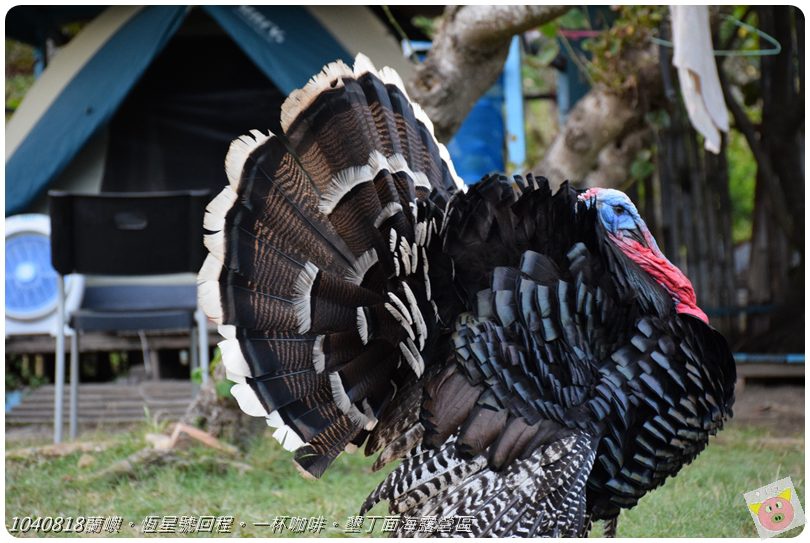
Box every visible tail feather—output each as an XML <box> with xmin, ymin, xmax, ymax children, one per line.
<box><xmin>199</xmin><ymin>53</ymin><xmax>465</xmax><ymax>477</ymax></box>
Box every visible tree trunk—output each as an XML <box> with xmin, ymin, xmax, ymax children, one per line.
<box><xmin>407</xmin><ymin>5</ymin><xmax>570</xmax><ymax>142</ymax></box>
<box><xmin>537</xmin><ymin>44</ymin><xmax>662</xmax><ymax>189</ymax></box>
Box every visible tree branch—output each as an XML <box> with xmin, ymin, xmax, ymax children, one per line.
<box><xmin>407</xmin><ymin>5</ymin><xmax>570</xmax><ymax>141</ymax></box>
<box><xmin>451</xmin><ymin>5</ymin><xmax>573</xmax><ymax>47</ymax></box>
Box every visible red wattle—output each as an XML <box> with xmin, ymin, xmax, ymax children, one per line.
<box><xmin>610</xmin><ymin>234</ymin><xmax>709</xmax><ymax>324</ymax></box>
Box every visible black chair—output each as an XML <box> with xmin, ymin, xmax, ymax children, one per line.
<box><xmin>48</xmin><ymin>190</ymin><xmax>211</xmax><ymax>443</ymax></box>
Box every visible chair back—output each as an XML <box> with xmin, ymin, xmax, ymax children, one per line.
<box><xmin>48</xmin><ymin>190</ymin><xmax>210</xmax><ymax>276</ymax></box>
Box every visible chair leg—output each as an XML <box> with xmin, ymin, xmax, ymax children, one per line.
<box><xmin>190</xmin><ymin>326</ymin><xmax>198</xmax><ymax>373</ymax></box>
<box><xmin>195</xmin><ymin>309</ymin><xmax>210</xmax><ymax>386</ymax></box>
<box><xmin>189</xmin><ymin>326</ymin><xmax>200</xmax><ymax>395</ymax></box>
<box><xmin>54</xmin><ymin>275</ymin><xmax>66</xmax><ymax>444</ymax></box>
<box><xmin>69</xmin><ymin>331</ymin><xmax>80</xmax><ymax>440</ymax></box>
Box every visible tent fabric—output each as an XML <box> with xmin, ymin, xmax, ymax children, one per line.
<box><xmin>6</xmin><ymin>6</ymin><xmax>143</xmax><ymax>162</ymax></box>
<box><xmin>5</xmin><ymin>5</ymin><xmax>362</xmax><ymax>215</ymax></box>
<box><xmin>6</xmin><ymin>6</ymin><xmax>189</xmax><ymax>216</ymax></box>
<box><xmin>202</xmin><ymin>5</ymin><xmax>353</xmax><ymax>94</ymax></box>
<box><xmin>101</xmin><ymin>31</ymin><xmax>287</xmax><ymax>194</ymax></box>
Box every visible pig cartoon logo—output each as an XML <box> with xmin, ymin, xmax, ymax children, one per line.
<box><xmin>744</xmin><ymin>477</ymin><xmax>805</xmax><ymax>539</ymax></box>
<box><xmin>749</xmin><ymin>488</ymin><xmax>795</xmax><ymax>532</ymax></box>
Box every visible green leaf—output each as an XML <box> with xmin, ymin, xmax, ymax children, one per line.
<box><xmin>216</xmin><ymin>380</ymin><xmax>234</xmax><ymax>399</ymax></box>
<box><xmin>539</xmin><ymin>20</ymin><xmax>559</xmax><ymax>39</ymax></box>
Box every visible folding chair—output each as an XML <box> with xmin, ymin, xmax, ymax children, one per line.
<box><xmin>48</xmin><ymin>190</ymin><xmax>211</xmax><ymax>443</ymax></box>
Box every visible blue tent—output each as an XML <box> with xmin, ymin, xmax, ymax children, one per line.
<box><xmin>6</xmin><ymin>6</ymin><xmax>526</xmax><ymax>215</ymax></box>
<box><xmin>6</xmin><ymin>6</ymin><xmax>358</xmax><ymax>215</ymax></box>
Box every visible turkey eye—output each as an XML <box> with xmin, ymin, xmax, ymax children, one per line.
<box><xmin>613</xmin><ymin>206</ymin><xmax>625</xmax><ymax>215</ymax></box>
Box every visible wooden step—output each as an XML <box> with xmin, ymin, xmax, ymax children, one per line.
<box><xmin>6</xmin><ymin>380</ymin><xmax>195</xmax><ymax>425</ymax></box>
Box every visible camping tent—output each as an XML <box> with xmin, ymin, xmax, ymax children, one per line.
<box><xmin>5</xmin><ymin>5</ymin><xmax>415</xmax><ymax>215</ymax></box>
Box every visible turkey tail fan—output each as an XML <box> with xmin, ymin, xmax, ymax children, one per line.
<box><xmin>198</xmin><ymin>54</ymin><xmax>465</xmax><ymax>478</ymax></box>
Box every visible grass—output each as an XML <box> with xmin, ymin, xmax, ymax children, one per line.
<box><xmin>5</xmin><ymin>422</ymin><xmax>804</xmax><ymax>538</ymax></box>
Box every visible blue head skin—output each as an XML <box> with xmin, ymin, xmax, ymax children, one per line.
<box><xmin>578</xmin><ymin>187</ymin><xmax>709</xmax><ymax>322</ymax></box>
<box><xmin>578</xmin><ymin>188</ymin><xmax>653</xmax><ymax>248</ymax></box>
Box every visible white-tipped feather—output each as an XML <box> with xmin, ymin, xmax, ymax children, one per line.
<box><xmin>224</xmin><ymin>130</ymin><xmax>273</xmax><ymax>190</ymax></box>
<box><xmin>412</xmin><ymin>171</ymin><xmax>432</xmax><ymax>191</ymax></box>
<box><xmin>322</xmin><ymin>151</ymin><xmax>408</xmax><ymax>216</ymax></box>
<box><xmin>415</xmin><ymin>221</ymin><xmax>426</xmax><ymax>247</ymax></box>
<box><xmin>346</xmin><ymin>249</ymin><xmax>379</xmax><ymax>285</ymax></box>
<box><xmin>385</xmin><ymin>302</ymin><xmax>415</xmax><ymax>341</ymax></box>
<box><xmin>281</xmin><ymin>59</ymin><xmax>353</xmax><ymax>132</ymax></box>
<box><xmin>387</xmin><ymin>153</ymin><xmax>433</xmax><ymax>192</ymax></box>
<box><xmin>399</xmin><ymin>339</ymin><xmax>424</xmax><ymax>378</ymax></box>
<box><xmin>197</xmin><ymin>254</ymin><xmax>223</xmax><ymax>324</ymax></box>
<box><xmin>374</xmin><ymin>202</ymin><xmax>403</xmax><ymax>229</ymax></box>
<box><xmin>437</xmin><ymin>142</ymin><xmax>467</xmax><ymax>191</ymax></box>
<box><xmin>401</xmin><ymin>282</ymin><xmax>427</xmax><ymax>351</ymax></box>
<box><xmin>353</xmin><ymin>53</ymin><xmax>379</xmax><ymax>77</ymax></box>
<box><xmin>329</xmin><ymin>372</ymin><xmax>370</xmax><ymax>428</ymax></box>
<box><xmin>385</xmin><ymin>153</ymin><xmax>409</xmax><ymax>173</ymax></box>
<box><xmin>399</xmin><ymin>237</ymin><xmax>412</xmax><ymax>275</ymax></box>
<box><xmin>387</xmin><ymin>292</ymin><xmax>413</xmax><ymax>325</ymax></box>
<box><xmin>208</xmin><ymin>243</ymin><xmax>307</xmax><ymax>453</ymax></box>
<box><xmin>441</xmin><ymin>191</ymin><xmax>461</xmax><ymax>235</ymax></box>
<box><xmin>224</xmin><ymin>370</ymin><xmax>245</xmax><ymax>384</ymax></box>
<box><xmin>389</xmin><ymin>229</ymin><xmax>398</xmax><ymax>252</ymax></box>
<box><xmin>267</xmin><ymin>408</ymin><xmax>305</xmax><ymax>452</ymax></box>
<box><xmin>218</xmin><ymin>324</ymin><xmax>236</xmax><ymax>339</ymax></box>
<box><xmin>292</xmin><ymin>262</ymin><xmax>319</xmax><ymax>333</ymax></box>
<box><xmin>230</xmin><ymin>382</ymin><xmax>269</xmax><ymax>417</ymax></box>
<box><xmin>356</xmin><ymin>307</ymin><xmax>369</xmax><ymax>344</ymax></box>
<box><xmin>319</xmin><ymin>164</ymin><xmax>372</xmax><ymax>215</ymax></box>
<box><xmin>203</xmin><ymin>231</ymin><xmax>225</xmax><ymax>263</ymax></box>
<box><xmin>410</xmin><ymin>101</ymin><xmax>435</xmax><ymax>136</ymax></box>
<box><xmin>404</xmin><ymin>337</ymin><xmax>425</xmax><ymax>376</ymax></box>
<box><xmin>203</xmin><ymin>186</ymin><xmax>238</xmax><ymax>231</ymax></box>
<box><xmin>367</xmin><ymin>149</ymin><xmax>390</xmax><ymax>173</ymax></box>
<box><xmin>378</xmin><ymin>65</ymin><xmax>409</xmax><ymax>99</ymax></box>
<box><xmin>281</xmin><ymin>60</ymin><xmax>354</xmax><ymax>132</ymax></box>
<box><xmin>329</xmin><ymin>373</ymin><xmax>352</xmax><ymax>413</ymax></box>
<box><xmin>422</xmin><ymin>247</ymin><xmax>432</xmax><ymax>300</ymax></box>
<box><xmin>219</xmin><ymin>338</ymin><xmax>251</xmax><ymax>381</ymax></box>
<box><xmin>266</xmin><ymin>410</ymin><xmax>285</xmax><ymax>428</ymax></box>
<box><xmin>312</xmin><ymin>335</ymin><xmax>326</xmax><ymax>373</ymax></box>
<box><xmin>272</xmin><ymin>425</ymin><xmax>306</xmax><ymax>452</ymax></box>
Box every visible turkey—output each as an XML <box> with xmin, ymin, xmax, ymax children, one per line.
<box><xmin>198</xmin><ymin>54</ymin><xmax>735</xmax><ymax>537</ymax></box>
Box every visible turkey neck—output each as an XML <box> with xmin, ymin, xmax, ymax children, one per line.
<box><xmin>609</xmin><ymin>233</ymin><xmax>709</xmax><ymax>324</ymax></box>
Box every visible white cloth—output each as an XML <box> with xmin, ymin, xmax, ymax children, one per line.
<box><xmin>670</xmin><ymin>5</ymin><xmax>729</xmax><ymax>154</ymax></box>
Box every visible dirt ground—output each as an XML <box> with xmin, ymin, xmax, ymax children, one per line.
<box><xmin>730</xmin><ymin>383</ymin><xmax>805</xmax><ymax>435</ymax></box>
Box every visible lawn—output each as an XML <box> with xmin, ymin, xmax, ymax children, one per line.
<box><xmin>5</xmin><ymin>421</ymin><xmax>805</xmax><ymax>537</ymax></box>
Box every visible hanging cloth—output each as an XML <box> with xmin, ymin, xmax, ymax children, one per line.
<box><xmin>670</xmin><ymin>5</ymin><xmax>729</xmax><ymax>154</ymax></box>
